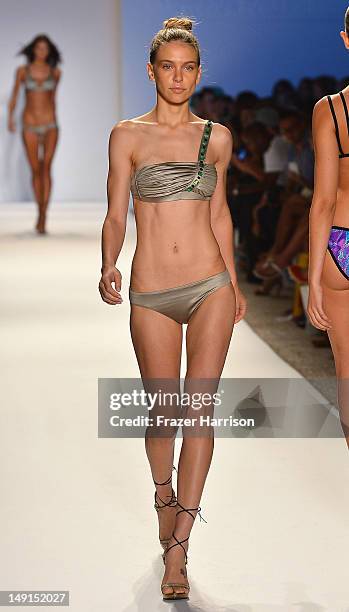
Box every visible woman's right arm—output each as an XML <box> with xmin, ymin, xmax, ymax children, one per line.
<box><xmin>307</xmin><ymin>96</ymin><xmax>339</xmax><ymax>330</ymax></box>
<box><xmin>8</xmin><ymin>66</ymin><xmax>24</xmax><ymax>132</ymax></box>
<box><xmin>99</xmin><ymin>121</ymin><xmax>135</xmax><ymax>305</ymax></box>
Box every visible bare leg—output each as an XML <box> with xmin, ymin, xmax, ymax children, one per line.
<box><xmin>257</xmin><ymin>209</ymin><xmax>309</xmax><ymax>279</ymax></box>
<box><xmin>162</xmin><ymin>282</ymin><xmax>236</xmax><ymax>596</ymax></box>
<box><xmin>255</xmin><ymin>194</ymin><xmax>309</xmax><ymax>272</ymax></box>
<box><xmin>40</xmin><ymin>127</ymin><xmax>59</xmax><ymax>233</ymax></box>
<box><xmin>272</xmin><ymin>209</ymin><xmax>309</xmax><ymax>268</ymax></box>
<box><xmin>270</xmin><ymin>194</ymin><xmax>308</xmax><ymax>255</ymax></box>
<box><xmin>321</xmin><ymin>249</ymin><xmax>349</xmax><ymax>447</ymax></box>
<box><xmin>129</xmin><ymin>305</ymin><xmax>182</xmax><ymax>556</ymax></box>
<box><xmin>22</xmin><ymin>129</ymin><xmax>42</xmax><ymax>231</ymax></box>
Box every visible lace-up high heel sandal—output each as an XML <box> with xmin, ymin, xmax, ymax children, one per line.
<box><xmin>161</xmin><ymin>502</ymin><xmax>207</xmax><ymax>600</ymax></box>
<box><xmin>153</xmin><ymin>465</ymin><xmax>177</xmax><ymax>551</ymax></box>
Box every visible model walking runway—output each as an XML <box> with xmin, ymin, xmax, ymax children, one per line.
<box><xmin>1</xmin><ymin>202</ymin><xmax>349</xmax><ymax>610</ymax></box>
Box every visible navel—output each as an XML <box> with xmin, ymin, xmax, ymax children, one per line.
<box><xmin>173</xmin><ymin>242</ymin><xmax>179</xmax><ymax>253</ymax></box>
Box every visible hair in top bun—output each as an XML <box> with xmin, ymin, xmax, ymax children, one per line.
<box><xmin>163</xmin><ymin>17</ymin><xmax>193</xmax><ymax>31</ymax></box>
<box><xmin>149</xmin><ymin>15</ymin><xmax>200</xmax><ymax>65</ymax></box>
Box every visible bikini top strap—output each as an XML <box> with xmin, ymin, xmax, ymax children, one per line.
<box><xmin>339</xmin><ymin>91</ymin><xmax>349</xmax><ymax>137</ymax></box>
<box><xmin>197</xmin><ymin>120</ymin><xmax>213</xmax><ymax>162</ymax></box>
<box><xmin>327</xmin><ymin>95</ymin><xmax>344</xmax><ymax>156</ymax></box>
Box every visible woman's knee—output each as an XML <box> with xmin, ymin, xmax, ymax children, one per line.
<box><xmin>42</xmin><ymin>160</ymin><xmax>52</xmax><ymax>175</ymax></box>
<box><xmin>145</xmin><ymin>429</ymin><xmax>177</xmax><ymax>443</ymax></box>
<box><xmin>31</xmin><ymin>165</ymin><xmax>41</xmax><ymax>181</ymax></box>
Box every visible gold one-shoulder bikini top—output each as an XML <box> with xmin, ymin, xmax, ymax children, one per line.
<box><xmin>130</xmin><ymin>119</ymin><xmax>217</xmax><ymax>203</ymax></box>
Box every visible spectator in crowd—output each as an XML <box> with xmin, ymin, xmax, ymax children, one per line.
<box><xmin>312</xmin><ymin>75</ymin><xmax>338</xmax><ymax>102</ymax></box>
<box><xmin>272</xmin><ymin>79</ymin><xmax>299</xmax><ymax>110</ymax></box>
<box><xmin>190</xmin><ymin>73</ymin><xmax>346</xmax><ymax>305</ymax></box>
<box><xmin>297</xmin><ymin>78</ymin><xmax>314</xmax><ymax>120</ymax></box>
<box><xmin>253</xmin><ymin>109</ymin><xmax>314</xmax><ymax>292</ymax></box>
<box><xmin>229</xmin><ymin>121</ymin><xmax>273</xmax><ymax>279</ymax></box>
<box><xmin>245</xmin><ymin>106</ymin><xmax>291</xmax><ymax>283</ymax></box>
<box><xmin>236</xmin><ymin>90</ymin><xmax>259</xmax><ymax>129</ymax></box>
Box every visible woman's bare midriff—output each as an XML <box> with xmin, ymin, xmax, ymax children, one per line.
<box><xmin>332</xmin><ymin>160</ymin><xmax>349</xmax><ymax>227</ymax></box>
<box><xmin>130</xmin><ymin>198</ymin><xmax>226</xmax><ymax>291</ymax></box>
<box><xmin>22</xmin><ymin>90</ymin><xmax>56</xmax><ymax>126</ymax></box>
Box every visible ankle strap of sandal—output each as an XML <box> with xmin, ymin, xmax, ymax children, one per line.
<box><xmin>164</xmin><ymin>534</ymin><xmax>190</xmax><ymax>565</ymax></box>
<box><xmin>154</xmin><ymin>487</ymin><xmax>177</xmax><ymax>509</ymax></box>
<box><xmin>153</xmin><ymin>464</ymin><xmax>177</xmax><ymax>487</ymax></box>
<box><xmin>176</xmin><ymin>501</ymin><xmax>207</xmax><ymax>524</ymax></box>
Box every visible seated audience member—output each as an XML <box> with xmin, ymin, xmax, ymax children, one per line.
<box><xmin>245</xmin><ymin>107</ymin><xmax>291</xmax><ymax>280</ymax></box>
<box><xmin>253</xmin><ymin>109</ymin><xmax>314</xmax><ymax>287</ymax></box>
<box><xmin>230</xmin><ymin>122</ymin><xmax>273</xmax><ymax>277</ymax></box>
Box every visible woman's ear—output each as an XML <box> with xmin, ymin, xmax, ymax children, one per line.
<box><xmin>146</xmin><ymin>62</ymin><xmax>155</xmax><ymax>83</ymax></box>
<box><xmin>195</xmin><ymin>65</ymin><xmax>202</xmax><ymax>87</ymax></box>
<box><xmin>340</xmin><ymin>30</ymin><xmax>349</xmax><ymax>50</ymax></box>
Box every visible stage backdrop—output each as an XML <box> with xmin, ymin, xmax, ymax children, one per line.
<box><xmin>1</xmin><ymin>1</ymin><xmax>349</xmax><ymax>203</ymax></box>
<box><xmin>0</xmin><ymin>0</ymin><xmax>121</xmax><ymax>203</ymax></box>
<box><xmin>121</xmin><ymin>0</ymin><xmax>349</xmax><ymax>118</ymax></box>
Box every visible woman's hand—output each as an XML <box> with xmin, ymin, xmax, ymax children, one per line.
<box><xmin>233</xmin><ymin>283</ymin><xmax>247</xmax><ymax>323</ymax></box>
<box><xmin>307</xmin><ymin>283</ymin><xmax>332</xmax><ymax>331</ymax></box>
<box><xmin>8</xmin><ymin>117</ymin><xmax>16</xmax><ymax>132</ymax></box>
<box><xmin>99</xmin><ymin>266</ymin><xmax>123</xmax><ymax>305</ymax></box>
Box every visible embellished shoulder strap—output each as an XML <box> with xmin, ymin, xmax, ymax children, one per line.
<box><xmin>186</xmin><ymin>120</ymin><xmax>214</xmax><ymax>193</ymax></box>
<box><xmin>327</xmin><ymin>95</ymin><xmax>344</xmax><ymax>156</ymax></box>
<box><xmin>197</xmin><ymin>120</ymin><xmax>213</xmax><ymax>162</ymax></box>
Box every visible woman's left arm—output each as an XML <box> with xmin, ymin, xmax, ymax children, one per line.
<box><xmin>209</xmin><ymin>124</ymin><xmax>247</xmax><ymax>322</ymax></box>
<box><xmin>52</xmin><ymin>67</ymin><xmax>62</xmax><ymax>98</ymax></box>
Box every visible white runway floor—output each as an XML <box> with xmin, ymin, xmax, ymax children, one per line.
<box><xmin>1</xmin><ymin>202</ymin><xmax>349</xmax><ymax>612</ymax></box>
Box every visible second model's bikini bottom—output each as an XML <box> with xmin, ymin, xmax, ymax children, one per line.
<box><xmin>327</xmin><ymin>225</ymin><xmax>349</xmax><ymax>281</ymax></box>
<box><xmin>129</xmin><ymin>268</ymin><xmax>232</xmax><ymax>324</ymax></box>
<box><xmin>23</xmin><ymin>122</ymin><xmax>58</xmax><ymax>137</ymax></box>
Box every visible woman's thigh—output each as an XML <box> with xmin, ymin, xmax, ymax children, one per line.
<box><xmin>185</xmin><ymin>283</ymin><xmax>236</xmax><ymax>378</ymax></box>
<box><xmin>22</xmin><ymin>130</ymin><xmax>40</xmax><ymax>171</ymax></box>
<box><xmin>130</xmin><ymin>305</ymin><xmax>183</xmax><ymax>379</ymax></box>
<box><xmin>43</xmin><ymin>128</ymin><xmax>59</xmax><ymax>168</ymax></box>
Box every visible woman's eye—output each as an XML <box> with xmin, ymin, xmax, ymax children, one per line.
<box><xmin>185</xmin><ymin>65</ymin><xmax>194</xmax><ymax>70</ymax></box>
<box><xmin>163</xmin><ymin>64</ymin><xmax>172</xmax><ymax>69</ymax></box>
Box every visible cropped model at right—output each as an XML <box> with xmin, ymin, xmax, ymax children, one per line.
<box><xmin>308</xmin><ymin>5</ymin><xmax>349</xmax><ymax>448</ymax></box>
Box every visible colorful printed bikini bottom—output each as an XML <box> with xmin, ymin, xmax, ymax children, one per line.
<box><xmin>327</xmin><ymin>225</ymin><xmax>349</xmax><ymax>280</ymax></box>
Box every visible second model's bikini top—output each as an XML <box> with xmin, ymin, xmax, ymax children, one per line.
<box><xmin>25</xmin><ymin>64</ymin><xmax>56</xmax><ymax>92</ymax></box>
<box><xmin>130</xmin><ymin>119</ymin><xmax>217</xmax><ymax>202</ymax></box>
<box><xmin>327</xmin><ymin>91</ymin><xmax>349</xmax><ymax>159</ymax></box>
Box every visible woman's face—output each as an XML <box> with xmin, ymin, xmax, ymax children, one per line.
<box><xmin>33</xmin><ymin>40</ymin><xmax>49</xmax><ymax>61</ymax></box>
<box><xmin>148</xmin><ymin>41</ymin><xmax>201</xmax><ymax>103</ymax></box>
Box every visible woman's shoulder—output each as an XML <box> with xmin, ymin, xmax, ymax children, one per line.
<box><xmin>312</xmin><ymin>94</ymin><xmax>339</xmax><ymax>128</ymax></box>
<box><xmin>16</xmin><ymin>64</ymin><xmax>27</xmax><ymax>79</ymax></box>
<box><xmin>313</xmin><ymin>93</ymin><xmax>340</xmax><ymax>115</ymax></box>
<box><xmin>109</xmin><ymin>118</ymin><xmax>154</xmax><ymax>146</ymax></box>
<box><xmin>110</xmin><ymin>117</ymin><xmax>150</xmax><ymax>133</ymax></box>
<box><xmin>108</xmin><ymin>119</ymin><xmax>145</xmax><ymax>155</ymax></box>
<box><xmin>208</xmin><ymin>120</ymin><xmax>233</xmax><ymax>148</ymax></box>
<box><xmin>186</xmin><ymin>118</ymin><xmax>232</xmax><ymax>151</ymax></box>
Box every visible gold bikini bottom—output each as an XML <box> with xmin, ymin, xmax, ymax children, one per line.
<box><xmin>129</xmin><ymin>268</ymin><xmax>231</xmax><ymax>324</ymax></box>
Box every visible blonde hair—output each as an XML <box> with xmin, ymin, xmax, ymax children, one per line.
<box><xmin>149</xmin><ymin>16</ymin><xmax>200</xmax><ymax>65</ymax></box>
<box><xmin>345</xmin><ymin>7</ymin><xmax>349</xmax><ymax>34</ymax></box>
